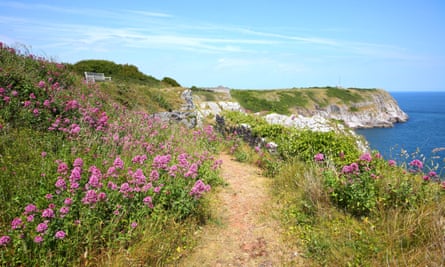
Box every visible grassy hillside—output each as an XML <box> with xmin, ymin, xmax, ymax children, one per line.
<box><xmin>0</xmin><ymin>43</ymin><xmax>223</xmax><ymax>266</ymax></box>
<box><xmin>230</xmin><ymin>87</ymin><xmax>378</xmax><ymax>115</ymax></box>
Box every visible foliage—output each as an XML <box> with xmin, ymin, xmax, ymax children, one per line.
<box><xmin>161</xmin><ymin>77</ymin><xmax>181</xmax><ymax>87</ymax></box>
<box><xmin>326</xmin><ymin>87</ymin><xmax>364</xmax><ymax>103</ymax></box>
<box><xmin>0</xmin><ymin>43</ymin><xmax>223</xmax><ymax>266</ymax></box>
<box><xmin>72</xmin><ymin>59</ymin><xmax>161</xmax><ymax>86</ymax></box>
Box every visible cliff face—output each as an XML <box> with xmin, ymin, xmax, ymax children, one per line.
<box><xmin>194</xmin><ymin>88</ymin><xmax>408</xmax><ymax>129</ymax></box>
<box><xmin>311</xmin><ymin>90</ymin><xmax>408</xmax><ymax>128</ymax></box>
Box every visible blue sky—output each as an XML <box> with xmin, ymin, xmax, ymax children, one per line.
<box><xmin>1</xmin><ymin>0</ymin><xmax>444</xmax><ymax>91</ymax></box>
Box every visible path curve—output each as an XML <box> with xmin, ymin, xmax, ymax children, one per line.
<box><xmin>178</xmin><ymin>153</ymin><xmax>302</xmax><ymax>266</ymax></box>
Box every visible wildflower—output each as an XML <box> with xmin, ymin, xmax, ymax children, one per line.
<box><xmin>32</xmin><ymin>108</ymin><xmax>39</xmax><ymax>116</ymax></box>
<box><xmin>27</xmin><ymin>214</ymin><xmax>34</xmax><ymax>222</ymax></box>
<box><xmin>97</xmin><ymin>192</ymin><xmax>107</xmax><ymax>201</ymax></box>
<box><xmin>55</xmin><ymin>178</ymin><xmax>67</xmax><ymax>190</ymax></box>
<box><xmin>59</xmin><ymin>206</ymin><xmax>69</xmax><ymax>216</ymax></box>
<box><xmin>185</xmin><ymin>163</ymin><xmax>198</xmax><ymax>178</ymax></box>
<box><xmin>131</xmin><ymin>222</ymin><xmax>138</xmax><ymax>229</ymax></box>
<box><xmin>57</xmin><ymin>162</ymin><xmax>69</xmax><ymax>174</ymax></box>
<box><xmin>64</xmin><ymin>198</ymin><xmax>73</xmax><ymax>205</ymax></box>
<box><xmin>423</xmin><ymin>175</ymin><xmax>430</xmax><ymax>181</ymax></box>
<box><xmin>55</xmin><ymin>231</ymin><xmax>66</xmax><ymax>239</ymax></box>
<box><xmin>143</xmin><ymin>196</ymin><xmax>153</xmax><ymax>208</ymax></box>
<box><xmin>113</xmin><ymin>157</ymin><xmax>124</xmax><ymax>169</ymax></box>
<box><xmin>45</xmin><ymin>194</ymin><xmax>53</xmax><ymax>200</ymax></box>
<box><xmin>428</xmin><ymin>171</ymin><xmax>437</xmax><ymax>178</ymax></box>
<box><xmin>36</xmin><ymin>222</ymin><xmax>48</xmax><ymax>233</ymax></box>
<box><xmin>70</xmin><ymin>167</ymin><xmax>82</xmax><ymax>182</ymax></box>
<box><xmin>87</xmin><ymin>174</ymin><xmax>102</xmax><ymax>188</ymax></box>
<box><xmin>11</xmin><ymin>90</ymin><xmax>18</xmax><ymax>97</ymax></box>
<box><xmin>38</xmin><ymin>80</ymin><xmax>46</xmax><ymax>88</ymax></box>
<box><xmin>73</xmin><ymin>158</ymin><xmax>83</xmax><ymax>168</ymax></box>
<box><xmin>153</xmin><ymin>154</ymin><xmax>171</xmax><ymax>170</ymax></box>
<box><xmin>0</xmin><ymin>235</ymin><xmax>11</xmax><ymax>246</ymax></box>
<box><xmin>11</xmin><ymin>217</ymin><xmax>23</xmax><ymax>229</ymax></box>
<box><xmin>314</xmin><ymin>153</ymin><xmax>324</xmax><ymax>162</ymax></box>
<box><xmin>149</xmin><ymin>170</ymin><xmax>159</xmax><ymax>181</ymax></box>
<box><xmin>24</xmin><ymin>204</ymin><xmax>37</xmax><ymax>214</ymax></box>
<box><xmin>82</xmin><ymin>190</ymin><xmax>98</xmax><ymax>205</ymax></box>
<box><xmin>190</xmin><ymin>180</ymin><xmax>211</xmax><ymax>199</ymax></box>
<box><xmin>107</xmin><ymin>181</ymin><xmax>118</xmax><ymax>190</ymax></box>
<box><xmin>409</xmin><ymin>159</ymin><xmax>423</xmax><ymax>172</ymax></box>
<box><xmin>359</xmin><ymin>153</ymin><xmax>372</xmax><ymax>162</ymax></box>
<box><xmin>388</xmin><ymin>159</ymin><xmax>397</xmax><ymax>167</ymax></box>
<box><xmin>34</xmin><ymin>235</ymin><xmax>44</xmax><ymax>244</ymax></box>
<box><xmin>42</xmin><ymin>208</ymin><xmax>55</xmax><ymax>218</ymax></box>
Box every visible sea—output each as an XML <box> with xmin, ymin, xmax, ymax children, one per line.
<box><xmin>355</xmin><ymin>91</ymin><xmax>445</xmax><ymax>175</ymax></box>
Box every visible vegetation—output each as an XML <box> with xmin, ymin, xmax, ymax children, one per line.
<box><xmin>223</xmin><ymin>111</ymin><xmax>445</xmax><ymax>266</ymax></box>
<box><xmin>0</xmin><ymin>43</ymin><xmax>222</xmax><ymax>266</ymax></box>
<box><xmin>2</xmin><ymin>41</ymin><xmax>444</xmax><ymax>266</ymax></box>
<box><xmin>230</xmin><ymin>87</ymin><xmax>378</xmax><ymax>115</ymax></box>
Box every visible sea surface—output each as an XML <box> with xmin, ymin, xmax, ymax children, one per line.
<box><xmin>355</xmin><ymin>91</ymin><xmax>445</xmax><ymax>174</ymax></box>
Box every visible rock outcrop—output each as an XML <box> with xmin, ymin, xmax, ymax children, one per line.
<box><xmin>310</xmin><ymin>90</ymin><xmax>408</xmax><ymax>128</ymax></box>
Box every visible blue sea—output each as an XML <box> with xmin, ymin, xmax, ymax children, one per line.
<box><xmin>355</xmin><ymin>92</ymin><xmax>445</xmax><ymax>174</ymax></box>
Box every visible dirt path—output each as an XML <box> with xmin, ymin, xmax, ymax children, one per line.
<box><xmin>178</xmin><ymin>153</ymin><xmax>303</xmax><ymax>267</ymax></box>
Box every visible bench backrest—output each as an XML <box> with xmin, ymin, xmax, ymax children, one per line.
<box><xmin>84</xmin><ymin>72</ymin><xmax>111</xmax><ymax>82</ymax></box>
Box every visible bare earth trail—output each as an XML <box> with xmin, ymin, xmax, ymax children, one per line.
<box><xmin>178</xmin><ymin>153</ymin><xmax>303</xmax><ymax>267</ymax></box>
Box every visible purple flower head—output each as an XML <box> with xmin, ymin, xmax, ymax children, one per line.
<box><xmin>409</xmin><ymin>159</ymin><xmax>423</xmax><ymax>171</ymax></box>
<box><xmin>113</xmin><ymin>157</ymin><xmax>124</xmax><ymax>169</ymax></box>
<box><xmin>57</xmin><ymin>162</ymin><xmax>69</xmax><ymax>174</ymax></box>
<box><xmin>59</xmin><ymin>206</ymin><xmax>69</xmax><ymax>216</ymax></box>
<box><xmin>24</xmin><ymin>204</ymin><xmax>37</xmax><ymax>214</ymax></box>
<box><xmin>143</xmin><ymin>196</ymin><xmax>153</xmax><ymax>208</ymax></box>
<box><xmin>0</xmin><ymin>235</ymin><xmax>11</xmax><ymax>246</ymax></box>
<box><xmin>36</xmin><ymin>222</ymin><xmax>48</xmax><ymax>233</ymax></box>
<box><xmin>314</xmin><ymin>153</ymin><xmax>324</xmax><ymax>162</ymax></box>
<box><xmin>153</xmin><ymin>154</ymin><xmax>171</xmax><ymax>170</ymax></box>
<box><xmin>73</xmin><ymin>158</ymin><xmax>84</xmax><ymax>168</ymax></box>
<box><xmin>62</xmin><ymin>198</ymin><xmax>72</xmax><ymax>207</ymax></box>
<box><xmin>82</xmin><ymin>190</ymin><xmax>98</xmax><ymax>205</ymax></box>
<box><xmin>55</xmin><ymin>178</ymin><xmax>67</xmax><ymax>190</ymax></box>
<box><xmin>38</xmin><ymin>80</ymin><xmax>46</xmax><ymax>88</ymax></box>
<box><xmin>34</xmin><ymin>235</ymin><xmax>44</xmax><ymax>244</ymax></box>
<box><xmin>42</xmin><ymin>208</ymin><xmax>55</xmax><ymax>218</ymax></box>
<box><xmin>69</xmin><ymin>167</ymin><xmax>82</xmax><ymax>182</ymax></box>
<box><xmin>149</xmin><ymin>170</ymin><xmax>159</xmax><ymax>181</ymax></box>
<box><xmin>55</xmin><ymin>230</ymin><xmax>66</xmax><ymax>239</ymax></box>
<box><xmin>190</xmin><ymin>180</ymin><xmax>211</xmax><ymax>199</ymax></box>
<box><xmin>11</xmin><ymin>217</ymin><xmax>23</xmax><ymax>230</ymax></box>
<box><xmin>388</xmin><ymin>159</ymin><xmax>397</xmax><ymax>167</ymax></box>
<box><xmin>87</xmin><ymin>174</ymin><xmax>102</xmax><ymax>189</ymax></box>
<box><xmin>359</xmin><ymin>153</ymin><xmax>372</xmax><ymax>162</ymax></box>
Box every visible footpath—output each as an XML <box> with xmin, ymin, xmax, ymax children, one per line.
<box><xmin>178</xmin><ymin>153</ymin><xmax>303</xmax><ymax>266</ymax></box>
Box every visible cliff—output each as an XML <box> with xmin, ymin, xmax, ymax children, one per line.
<box><xmin>192</xmin><ymin>87</ymin><xmax>408</xmax><ymax>129</ymax></box>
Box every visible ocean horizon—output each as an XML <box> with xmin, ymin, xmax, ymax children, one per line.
<box><xmin>356</xmin><ymin>91</ymin><xmax>445</xmax><ymax>175</ymax></box>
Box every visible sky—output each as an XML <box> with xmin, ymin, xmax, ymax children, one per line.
<box><xmin>1</xmin><ymin>0</ymin><xmax>444</xmax><ymax>91</ymax></box>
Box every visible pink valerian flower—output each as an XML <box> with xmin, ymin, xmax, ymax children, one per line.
<box><xmin>190</xmin><ymin>180</ymin><xmax>211</xmax><ymax>199</ymax></box>
<box><xmin>178</xmin><ymin>153</ymin><xmax>189</xmax><ymax>168</ymax></box>
<box><xmin>42</xmin><ymin>208</ymin><xmax>55</xmax><ymax>218</ymax></box>
<box><xmin>106</xmin><ymin>166</ymin><xmax>118</xmax><ymax>177</ymax></box>
<box><xmin>69</xmin><ymin>124</ymin><xmax>81</xmax><ymax>135</ymax></box>
<box><xmin>57</xmin><ymin>162</ymin><xmax>69</xmax><ymax>174</ymax></box>
<box><xmin>64</xmin><ymin>198</ymin><xmax>73</xmax><ymax>205</ymax></box>
<box><xmin>11</xmin><ymin>217</ymin><xmax>23</xmax><ymax>229</ymax></box>
<box><xmin>152</xmin><ymin>154</ymin><xmax>171</xmax><ymax>170</ymax></box>
<box><xmin>388</xmin><ymin>160</ymin><xmax>397</xmax><ymax>167</ymax></box>
<box><xmin>32</xmin><ymin>108</ymin><xmax>39</xmax><ymax>116</ymax></box>
<box><xmin>131</xmin><ymin>169</ymin><xmax>146</xmax><ymax>185</ymax></box>
<box><xmin>88</xmin><ymin>165</ymin><xmax>102</xmax><ymax>179</ymax></box>
<box><xmin>82</xmin><ymin>190</ymin><xmax>98</xmax><ymax>205</ymax></box>
<box><xmin>55</xmin><ymin>230</ymin><xmax>66</xmax><ymax>239</ymax></box>
<box><xmin>11</xmin><ymin>90</ymin><xmax>18</xmax><ymax>97</ymax></box>
<box><xmin>70</xmin><ymin>167</ymin><xmax>82</xmax><ymax>183</ymax></box>
<box><xmin>87</xmin><ymin>174</ymin><xmax>102</xmax><ymax>189</ymax></box>
<box><xmin>107</xmin><ymin>181</ymin><xmax>118</xmax><ymax>190</ymax></box>
<box><xmin>314</xmin><ymin>153</ymin><xmax>324</xmax><ymax>162</ymax></box>
<box><xmin>97</xmin><ymin>192</ymin><xmax>107</xmax><ymax>201</ymax></box>
<box><xmin>119</xmin><ymin>183</ymin><xmax>132</xmax><ymax>195</ymax></box>
<box><xmin>409</xmin><ymin>159</ymin><xmax>423</xmax><ymax>172</ymax></box>
<box><xmin>38</xmin><ymin>80</ymin><xmax>46</xmax><ymax>88</ymax></box>
<box><xmin>168</xmin><ymin>165</ymin><xmax>178</xmax><ymax>177</ymax></box>
<box><xmin>29</xmin><ymin>93</ymin><xmax>36</xmax><ymax>99</ymax></box>
<box><xmin>59</xmin><ymin>206</ymin><xmax>69</xmax><ymax>217</ymax></box>
<box><xmin>27</xmin><ymin>214</ymin><xmax>35</xmax><ymax>222</ymax></box>
<box><xmin>36</xmin><ymin>222</ymin><xmax>48</xmax><ymax>233</ymax></box>
<box><xmin>359</xmin><ymin>153</ymin><xmax>372</xmax><ymax>162</ymax></box>
<box><xmin>132</xmin><ymin>154</ymin><xmax>147</xmax><ymax>164</ymax></box>
<box><xmin>34</xmin><ymin>235</ymin><xmax>44</xmax><ymax>244</ymax></box>
<box><xmin>113</xmin><ymin>157</ymin><xmax>124</xmax><ymax>169</ymax></box>
<box><xmin>149</xmin><ymin>170</ymin><xmax>159</xmax><ymax>181</ymax></box>
<box><xmin>64</xmin><ymin>100</ymin><xmax>79</xmax><ymax>111</ymax></box>
<box><xmin>185</xmin><ymin>163</ymin><xmax>198</xmax><ymax>178</ymax></box>
<box><xmin>130</xmin><ymin>222</ymin><xmax>138</xmax><ymax>229</ymax></box>
<box><xmin>24</xmin><ymin>204</ymin><xmax>37</xmax><ymax>214</ymax></box>
<box><xmin>23</xmin><ymin>100</ymin><xmax>32</xmax><ymax>107</ymax></box>
<box><xmin>55</xmin><ymin>177</ymin><xmax>67</xmax><ymax>190</ymax></box>
<box><xmin>143</xmin><ymin>196</ymin><xmax>154</xmax><ymax>208</ymax></box>
<box><xmin>0</xmin><ymin>235</ymin><xmax>11</xmax><ymax>246</ymax></box>
<box><xmin>73</xmin><ymin>158</ymin><xmax>83</xmax><ymax>168</ymax></box>
<box><xmin>43</xmin><ymin>99</ymin><xmax>51</xmax><ymax>108</ymax></box>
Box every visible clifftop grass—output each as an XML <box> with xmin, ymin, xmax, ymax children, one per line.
<box><xmin>229</xmin><ymin>87</ymin><xmax>377</xmax><ymax>115</ymax></box>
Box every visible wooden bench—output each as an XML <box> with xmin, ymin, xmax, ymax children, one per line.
<box><xmin>84</xmin><ymin>72</ymin><xmax>112</xmax><ymax>83</ymax></box>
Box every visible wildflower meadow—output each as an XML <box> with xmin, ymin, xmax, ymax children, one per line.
<box><xmin>0</xmin><ymin>42</ymin><xmax>223</xmax><ymax>266</ymax></box>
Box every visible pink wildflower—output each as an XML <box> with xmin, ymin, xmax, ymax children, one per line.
<box><xmin>11</xmin><ymin>217</ymin><xmax>23</xmax><ymax>229</ymax></box>
<box><xmin>38</xmin><ymin>80</ymin><xmax>46</xmax><ymax>88</ymax></box>
<box><xmin>314</xmin><ymin>153</ymin><xmax>324</xmax><ymax>162</ymax></box>
<box><xmin>36</xmin><ymin>222</ymin><xmax>48</xmax><ymax>233</ymax></box>
<box><xmin>0</xmin><ymin>235</ymin><xmax>11</xmax><ymax>246</ymax></box>
<box><xmin>34</xmin><ymin>235</ymin><xmax>44</xmax><ymax>244</ymax></box>
<box><xmin>359</xmin><ymin>153</ymin><xmax>372</xmax><ymax>162</ymax></box>
<box><xmin>55</xmin><ymin>231</ymin><xmax>66</xmax><ymax>239</ymax></box>
<box><xmin>190</xmin><ymin>180</ymin><xmax>211</xmax><ymax>199</ymax></box>
<box><xmin>42</xmin><ymin>208</ymin><xmax>55</xmax><ymax>218</ymax></box>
